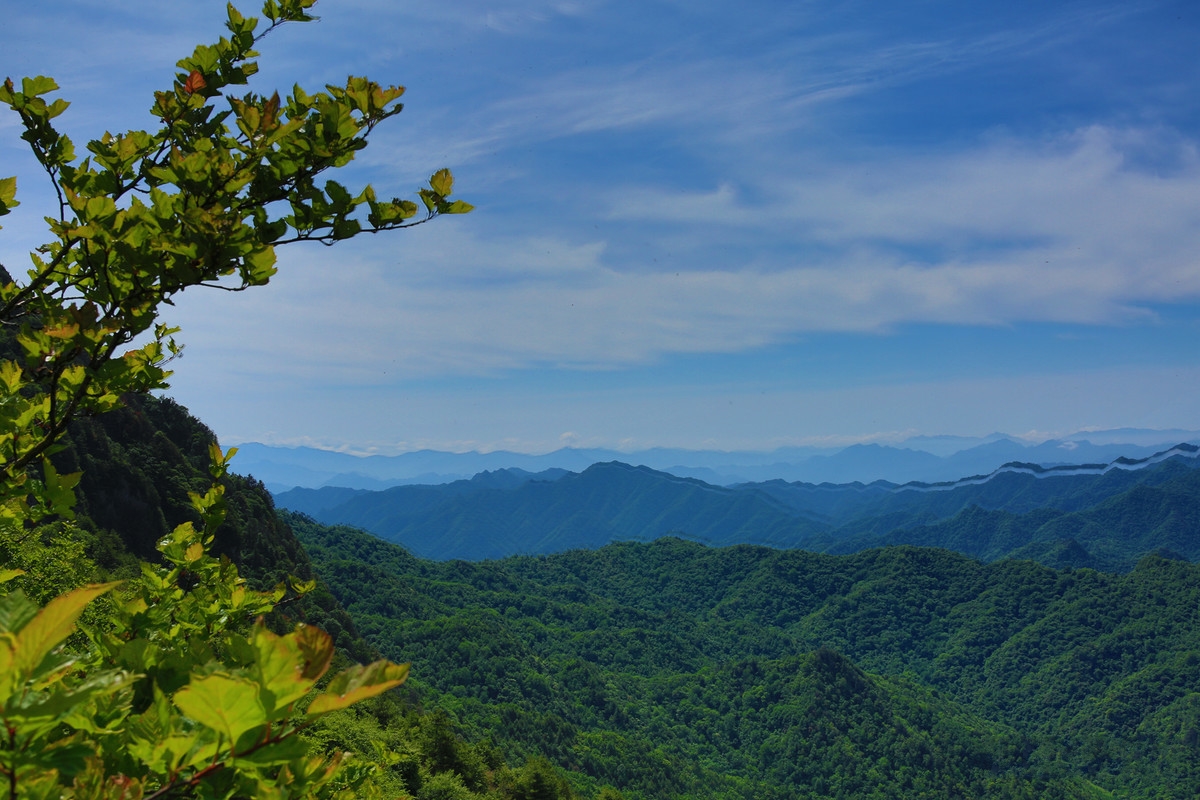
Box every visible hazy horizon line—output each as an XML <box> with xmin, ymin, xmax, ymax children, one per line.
<box><xmin>227</xmin><ymin>426</ymin><xmax>1200</xmax><ymax>460</ymax></box>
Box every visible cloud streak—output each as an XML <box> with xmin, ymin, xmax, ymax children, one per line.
<box><xmin>159</xmin><ymin>120</ymin><xmax>1200</xmax><ymax>386</ymax></box>
<box><xmin>6</xmin><ymin>0</ymin><xmax>1200</xmax><ymax>450</ymax></box>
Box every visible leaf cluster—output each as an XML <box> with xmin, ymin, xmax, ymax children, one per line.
<box><xmin>0</xmin><ymin>1</ymin><xmax>471</xmax><ymax>796</ymax></box>
<box><xmin>0</xmin><ymin>0</ymin><xmax>469</xmax><ymax>509</ymax></box>
<box><xmin>0</xmin><ymin>444</ymin><xmax>414</xmax><ymax>799</ymax></box>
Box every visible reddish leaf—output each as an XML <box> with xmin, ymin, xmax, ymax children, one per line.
<box><xmin>183</xmin><ymin>71</ymin><xmax>207</xmax><ymax>95</ymax></box>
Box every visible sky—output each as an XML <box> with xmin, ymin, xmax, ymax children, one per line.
<box><xmin>3</xmin><ymin>0</ymin><xmax>1200</xmax><ymax>455</ymax></box>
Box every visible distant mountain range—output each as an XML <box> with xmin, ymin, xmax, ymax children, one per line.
<box><xmin>274</xmin><ymin>443</ymin><xmax>1200</xmax><ymax>570</ymax></box>
<box><xmin>233</xmin><ymin>428</ymin><xmax>1200</xmax><ymax>492</ymax></box>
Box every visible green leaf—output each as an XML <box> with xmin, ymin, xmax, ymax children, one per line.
<box><xmin>289</xmin><ymin>577</ymin><xmax>316</xmax><ymax>596</ymax></box>
<box><xmin>207</xmin><ymin>442</ymin><xmax>237</xmax><ymax>478</ymax></box>
<box><xmin>0</xmin><ymin>634</ymin><xmax>16</xmax><ymax>703</ymax></box>
<box><xmin>244</xmin><ymin>246</ymin><xmax>277</xmax><ymax>283</ymax></box>
<box><xmin>22</xmin><ymin>735</ymin><xmax>95</xmax><ymax>781</ymax></box>
<box><xmin>13</xmin><ymin>582</ymin><xmax>120</xmax><ymax>678</ymax></box>
<box><xmin>0</xmin><ymin>590</ymin><xmax>41</xmax><ymax>636</ymax></box>
<box><xmin>331</xmin><ymin>217</ymin><xmax>361</xmax><ymax>240</ymax></box>
<box><xmin>46</xmin><ymin>98</ymin><xmax>69</xmax><ymax>120</ymax></box>
<box><xmin>22</xmin><ymin>669</ymin><xmax>134</xmax><ymax>730</ymax></box>
<box><xmin>232</xmin><ymin>734</ymin><xmax>310</xmax><ymax>767</ymax></box>
<box><xmin>444</xmin><ymin>200</ymin><xmax>474</xmax><ymax>215</ymax></box>
<box><xmin>0</xmin><ymin>175</ymin><xmax>17</xmax><ymax>218</ymax></box>
<box><xmin>252</xmin><ymin>622</ymin><xmax>332</xmax><ymax>714</ymax></box>
<box><xmin>294</xmin><ymin>622</ymin><xmax>335</xmax><ymax>680</ymax></box>
<box><xmin>174</xmin><ymin>673</ymin><xmax>268</xmax><ymax>745</ymax></box>
<box><xmin>306</xmin><ymin>659</ymin><xmax>409</xmax><ymax>718</ymax></box>
<box><xmin>21</xmin><ymin>75</ymin><xmax>60</xmax><ymax>97</ymax></box>
<box><xmin>429</xmin><ymin>168</ymin><xmax>453</xmax><ymax>197</ymax></box>
<box><xmin>127</xmin><ymin>688</ymin><xmax>192</xmax><ymax>774</ymax></box>
<box><xmin>324</xmin><ymin>179</ymin><xmax>353</xmax><ymax>208</ymax></box>
<box><xmin>41</xmin><ymin>458</ymin><xmax>81</xmax><ymax>519</ymax></box>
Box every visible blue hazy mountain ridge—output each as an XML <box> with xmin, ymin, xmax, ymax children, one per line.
<box><xmin>235</xmin><ymin>431</ymin><xmax>1200</xmax><ymax>491</ymax></box>
<box><xmin>276</xmin><ymin>467</ymin><xmax>571</xmax><ymax>517</ymax></box>
<box><xmin>820</xmin><ymin>463</ymin><xmax>1200</xmax><ymax>571</ymax></box>
<box><xmin>233</xmin><ymin>442</ymin><xmax>639</xmax><ymax>492</ymax></box>
<box><xmin>273</xmin><ymin>446</ymin><xmax>1200</xmax><ymax>567</ymax></box>
<box><xmin>752</xmin><ymin>444</ymin><xmax>1200</xmax><ymax>525</ymax></box>
<box><xmin>278</xmin><ymin>462</ymin><xmax>827</xmax><ymax>561</ymax></box>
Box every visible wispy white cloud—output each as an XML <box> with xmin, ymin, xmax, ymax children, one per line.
<box><xmin>352</xmin><ymin>0</ymin><xmax>1141</xmax><ymax>174</ymax></box>
<box><xmin>607</xmin><ymin>124</ymin><xmax>1200</xmax><ymax>312</ymax></box>
<box><xmin>7</xmin><ymin>0</ymin><xmax>1200</xmax><ymax>450</ymax></box>
<box><xmin>161</xmin><ymin>120</ymin><xmax>1200</xmax><ymax>384</ymax></box>
<box><xmin>336</xmin><ymin>0</ymin><xmax>604</xmax><ymax>32</ymax></box>
<box><xmin>12</xmin><ymin>6</ymin><xmax>1199</xmax><ymax>378</ymax></box>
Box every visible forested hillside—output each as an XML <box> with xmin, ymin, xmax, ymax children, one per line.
<box><xmin>278</xmin><ymin>462</ymin><xmax>827</xmax><ymax>559</ymax></box>
<box><xmin>50</xmin><ymin>394</ymin><xmax>376</xmax><ymax>660</ymax></box>
<box><xmin>292</xmin><ymin>515</ymin><xmax>1200</xmax><ymax>799</ymax></box>
<box><xmin>8</xmin><ymin>393</ymin><xmax>594</xmax><ymax>799</ymax></box>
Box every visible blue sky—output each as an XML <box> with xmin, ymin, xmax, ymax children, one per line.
<box><xmin>4</xmin><ymin>0</ymin><xmax>1200</xmax><ymax>454</ymax></box>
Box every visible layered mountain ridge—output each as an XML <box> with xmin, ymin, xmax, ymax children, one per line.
<box><xmin>234</xmin><ymin>430</ymin><xmax>1200</xmax><ymax>491</ymax></box>
<box><xmin>274</xmin><ymin>444</ymin><xmax>1200</xmax><ymax>569</ymax></box>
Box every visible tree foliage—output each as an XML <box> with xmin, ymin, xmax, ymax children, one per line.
<box><xmin>0</xmin><ymin>0</ymin><xmax>469</xmax><ymax>514</ymax></box>
<box><xmin>1</xmin><ymin>471</ymin><xmax>407</xmax><ymax>799</ymax></box>
<box><xmin>0</xmin><ymin>2</ymin><xmax>469</xmax><ymax>797</ymax></box>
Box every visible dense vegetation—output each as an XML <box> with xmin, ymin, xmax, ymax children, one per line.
<box><xmin>292</xmin><ymin>514</ymin><xmax>1200</xmax><ymax>799</ymax></box>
